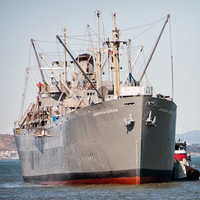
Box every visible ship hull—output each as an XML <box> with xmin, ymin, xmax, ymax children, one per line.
<box><xmin>14</xmin><ymin>96</ymin><xmax>176</xmax><ymax>184</ymax></box>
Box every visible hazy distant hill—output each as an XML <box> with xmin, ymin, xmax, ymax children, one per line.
<box><xmin>0</xmin><ymin>130</ymin><xmax>200</xmax><ymax>152</ymax></box>
<box><xmin>0</xmin><ymin>134</ymin><xmax>17</xmax><ymax>151</ymax></box>
<box><xmin>176</xmin><ymin>130</ymin><xmax>200</xmax><ymax>144</ymax></box>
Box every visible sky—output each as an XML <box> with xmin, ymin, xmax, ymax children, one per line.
<box><xmin>0</xmin><ymin>0</ymin><xmax>200</xmax><ymax>135</ymax></box>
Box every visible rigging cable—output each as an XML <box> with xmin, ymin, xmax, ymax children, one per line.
<box><xmin>79</xmin><ymin>28</ymin><xmax>89</xmax><ymax>55</ymax></box>
<box><xmin>169</xmin><ymin>17</ymin><xmax>174</xmax><ymax>101</ymax></box>
<box><xmin>19</xmin><ymin>42</ymin><xmax>33</xmax><ymax>119</ymax></box>
<box><xmin>121</xmin><ymin>15</ymin><xmax>167</xmax><ymax>32</ymax></box>
<box><xmin>19</xmin><ymin>71</ymin><xmax>29</xmax><ymax>121</ymax></box>
<box><xmin>129</xmin><ymin>15</ymin><xmax>168</xmax><ymax>41</ymax></box>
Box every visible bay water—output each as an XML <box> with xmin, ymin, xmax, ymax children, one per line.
<box><xmin>0</xmin><ymin>156</ymin><xmax>200</xmax><ymax>200</ymax></box>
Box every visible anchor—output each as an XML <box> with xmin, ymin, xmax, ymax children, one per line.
<box><xmin>124</xmin><ymin>113</ymin><xmax>135</xmax><ymax>126</ymax></box>
<box><xmin>146</xmin><ymin>111</ymin><xmax>157</xmax><ymax>126</ymax></box>
<box><xmin>124</xmin><ymin>113</ymin><xmax>135</xmax><ymax>133</ymax></box>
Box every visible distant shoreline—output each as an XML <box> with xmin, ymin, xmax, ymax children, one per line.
<box><xmin>0</xmin><ymin>157</ymin><xmax>19</xmax><ymax>160</ymax></box>
<box><xmin>0</xmin><ymin>150</ymin><xmax>19</xmax><ymax>160</ymax></box>
<box><xmin>0</xmin><ymin>152</ymin><xmax>200</xmax><ymax>160</ymax></box>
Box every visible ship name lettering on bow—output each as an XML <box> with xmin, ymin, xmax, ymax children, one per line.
<box><xmin>93</xmin><ymin>109</ymin><xmax>118</xmax><ymax>117</ymax></box>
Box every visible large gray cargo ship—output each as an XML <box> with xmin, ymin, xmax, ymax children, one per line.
<box><xmin>14</xmin><ymin>12</ymin><xmax>177</xmax><ymax>184</ymax></box>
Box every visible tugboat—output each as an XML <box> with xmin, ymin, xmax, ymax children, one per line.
<box><xmin>173</xmin><ymin>140</ymin><xmax>199</xmax><ymax>180</ymax></box>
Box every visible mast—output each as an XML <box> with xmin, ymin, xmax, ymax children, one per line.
<box><xmin>96</xmin><ymin>10</ymin><xmax>102</xmax><ymax>89</ymax></box>
<box><xmin>56</xmin><ymin>35</ymin><xmax>104</xmax><ymax>100</ymax></box>
<box><xmin>108</xmin><ymin>50</ymin><xmax>111</xmax><ymax>82</ymax></box>
<box><xmin>138</xmin><ymin>14</ymin><xmax>170</xmax><ymax>85</ymax></box>
<box><xmin>128</xmin><ymin>39</ymin><xmax>132</xmax><ymax>84</ymax></box>
<box><xmin>104</xmin><ymin>13</ymin><xmax>126</xmax><ymax>97</ymax></box>
<box><xmin>39</xmin><ymin>53</ymin><xmax>75</xmax><ymax>97</ymax></box>
<box><xmin>112</xmin><ymin>12</ymin><xmax>120</xmax><ymax>97</ymax></box>
<box><xmin>63</xmin><ymin>28</ymin><xmax>67</xmax><ymax>83</ymax></box>
<box><xmin>122</xmin><ymin>45</ymin><xmax>143</xmax><ymax>86</ymax></box>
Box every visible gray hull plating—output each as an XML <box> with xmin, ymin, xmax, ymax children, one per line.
<box><xmin>15</xmin><ymin>96</ymin><xmax>176</xmax><ymax>184</ymax></box>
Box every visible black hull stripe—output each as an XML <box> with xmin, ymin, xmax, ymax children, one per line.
<box><xmin>23</xmin><ymin>169</ymin><xmax>172</xmax><ymax>183</ymax></box>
